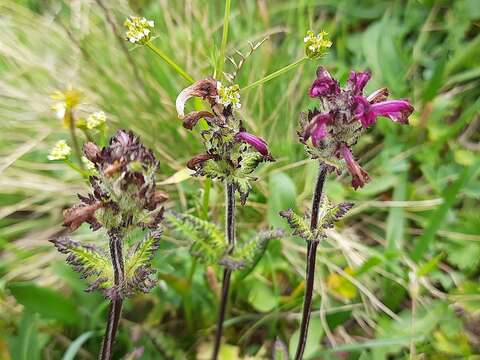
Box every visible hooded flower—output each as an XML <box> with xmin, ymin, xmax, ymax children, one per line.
<box><xmin>309</xmin><ymin>67</ymin><xmax>339</xmax><ymax>98</ymax></box>
<box><xmin>175</xmin><ymin>78</ymin><xmax>273</xmax><ymax>202</ymax></box>
<box><xmin>300</xmin><ymin>66</ymin><xmax>413</xmax><ymax>189</ymax></box>
<box><xmin>235</xmin><ymin>131</ymin><xmax>270</xmax><ymax>157</ymax></box>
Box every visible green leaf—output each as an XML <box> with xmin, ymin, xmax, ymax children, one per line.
<box><xmin>247</xmin><ymin>281</ymin><xmax>277</xmax><ymax>312</ymax></box>
<box><xmin>62</xmin><ymin>331</ymin><xmax>95</xmax><ymax>360</ymax></box>
<box><xmin>268</xmin><ymin>172</ymin><xmax>297</xmax><ymax>228</ymax></box>
<box><xmin>417</xmin><ymin>253</ymin><xmax>444</xmax><ymax>277</ymax></box>
<box><xmin>279</xmin><ymin>209</ymin><xmax>313</xmax><ymax>241</ymax></box>
<box><xmin>125</xmin><ymin>234</ymin><xmax>160</xmax><ymax>280</ymax></box>
<box><xmin>8</xmin><ymin>282</ymin><xmax>80</xmax><ymax>324</ymax></box>
<box><xmin>289</xmin><ymin>317</ymin><xmax>323</xmax><ymax>359</ymax></box>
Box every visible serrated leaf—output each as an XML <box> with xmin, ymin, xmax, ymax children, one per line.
<box><xmin>279</xmin><ymin>209</ymin><xmax>314</xmax><ymax>241</ymax></box>
<box><xmin>166</xmin><ymin>211</ymin><xmax>226</xmax><ymax>265</ymax></box>
<box><xmin>50</xmin><ymin>237</ymin><xmax>112</xmax><ymax>291</ymax></box>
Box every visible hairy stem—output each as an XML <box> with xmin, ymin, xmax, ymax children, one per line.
<box><xmin>145</xmin><ymin>41</ymin><xmax>194</xmax><ymax>83</ymax></box>
<box><xmin>212</xmin><ymin>182</ymin><xmax>236</xmax><ymax>360</ymax></box>
<box><xmin>241</xmin><ymin>56</ymin><xmax>307</xmax><ymax>92</ymax></box>
<box><xmin>294</xmin><ymin>164</ymin><xmax>327</xmax><ymax>360</ymax></box>
<box><xmin>100</xmin><ymin>231</ymin><xmax>125</xmax><ymax>360</ymax></box>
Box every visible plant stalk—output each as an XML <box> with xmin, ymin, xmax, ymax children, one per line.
<box><xmin>216</xmin><ymin>0</ymin><xmax>231</xmax><ymax>80</ymax></box>
<box><xmin>241</xmin><ymin>56</ymin><xmax>307</xmax><ymax>92</ymax></box>
<box><xmin>99</xmin><ymin>231</ymin><xmax>125</xmax><ymax>360</ymax></box>
<box><xmin>294</xmin><ymin>164</ymin><xmax>327</xmax><ymax>360</ymax></box>
<box><xmin>211</xmin><ymin>182</ymin><xmax>236</xmax><ymax>360</ymax></box>
<box><xmin>67</xmin><ymin>109</ymin><xmax>84</xmax><ymax>170</ymax></box>
<box><xmin>145</xmin><ymin>41</ymin><xmax>194</xmax><ymax>83</ymax></box>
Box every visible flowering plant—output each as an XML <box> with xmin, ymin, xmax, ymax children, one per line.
<box><xmin>51</xmin><ymin>130</ymin><xmax>167</xmax><ymax>360</ymax></box>
<box><xmin>283</xmin><ymin>66</ymin><xmax>413</xmax><ymax>359</ymax></box>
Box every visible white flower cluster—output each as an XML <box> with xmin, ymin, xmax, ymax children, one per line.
<box><xmin>216</xmin><ymin>82</ymin><xmax>241</xmax><ymax>109</ymax></box>
<box><xmin>48</xmin><ymin>140</ymin><xmax>71</xmax><ymax>160</ymax></box>
<box><xmin>304</xmin><ymin>30</ymin><xmax>332</xmax><ymax>59</ymax></box>
<box><xmin>124</xmin><ymin>16</ymin><xmax>154</xmax><ymax>44</ymax></box>
<box><xmin>86</xmin><ymin>111</ymin><xmax>106</xmax><ymax>130</ymax></box>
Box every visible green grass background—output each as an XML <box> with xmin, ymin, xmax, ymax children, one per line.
<box><xmin>0</xmin><ymin>0</ymin><xmax>479</xmax><ymax>359</ymax></box>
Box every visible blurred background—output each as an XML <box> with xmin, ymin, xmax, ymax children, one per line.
<box><xmin>0</xmin><ymin>0</ymin><xmax>479</xmax><ymax>359</ymax></box>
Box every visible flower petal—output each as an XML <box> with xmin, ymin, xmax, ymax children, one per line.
<box><xmin>182</xmin><ymin>111</ymin><xmax>214</xmax><ymax>130</ymax></box>
<box><xmin>235</xmin><ymin>131</ymin><xmax>269</xmax><ymax>156</ymax></box>
<box><xmin>309</xmin><ymin>66</ymin><xmax>340</xmax><ymax>98</ymax></box>
<box><xmin>186</xmin><ymin>153</ymin><xmax>214</xmax><ymax>170</ymax></box>
<box><xmin>367</xmin><ymin>87</ymin><xmax>389</xmax><ymax>104</ymax></box>
<box><xmin>352</xmin><ymin>96</ymin><xmax>376</xmax><ymax>127</ymax></box>
<box><xmin>340</xmin><ymin>144</ymin><xmax>370</xmax><ymax>189</ymax></box>
<box><xmin>304</xmin><ymin>113</ymin><xmax>331</xmax><ymax>146</ymax></box>
<box><xmin>175</xmin><ymin>78</ymin><xmax>217</xmax><ymax>118</ymax></box>
<box><xmin>371</xmin><ymin>99</ymin><xmax>414</xmax><ymax>124</ymax></box>
<box><xmin>347</xmin><ymin>70</ymin><xmax>371</xmax><ymax>95</ymax></box>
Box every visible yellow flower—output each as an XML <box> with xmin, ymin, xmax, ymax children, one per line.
<box><xmin>304</xmin><ymin>30</ymin><xmax>332</xmax><ymax>59</ymax></box>
<box><xmin>48</xmin><ymin>140</ymin><xmax>71</xmax><ymax>160</ymax></box>
<box><xmin>124</xmin><ymin>16</ymin><xmax>154</xmax><ymax>44</ymax></box>
<box><xmin>50</xmin><ymin>86</ymin><xmax>83</xmax><ymax>127</ymax></box>
<box><xmin>216</xmin><ymin>82</ymin><xmax>241</xmax><ymax>109</ymax></box>
<box><xmin>86</xmin><ymin>111</ymin><xmax>106</xmax><ymax>130</ymax></box>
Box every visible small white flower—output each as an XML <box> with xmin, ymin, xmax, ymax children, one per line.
<box><xmin>124</xmin><ymin>16</ymin><xmax>155</xmax><ymax>44</ymax></box>
<box><xmin>304</xmin><ymin>30</ymin><xmax>332</xmax><ymax>59</ymax></box>
<box><xmin>216</xmin><ymin>82</ymin><xmax>241</xmax><ymax>109</ymax></box>
<box><xmin>86</xmin><ymin>111</ymin><xmax>106</xmax><ymax>130</ymax></box>
<box><xmin>52</xmin><ymin>102</ymin><xmax>66</xmax><ymax>120</ymax></box>
<box><xmin>82</xmin><ymin>156</ymin><xmax>96</xmax><ymax>171</ymax></box>
<box><xmin>48</xmin><ymin>140</ymin><xmax>71</xmax><ymax>160</ymax></box>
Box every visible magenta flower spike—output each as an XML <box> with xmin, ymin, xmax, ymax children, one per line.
<box><xmin>301</xmin><ymin>66</ymin><xmax>414</xmax><ymax>189</ymax></box>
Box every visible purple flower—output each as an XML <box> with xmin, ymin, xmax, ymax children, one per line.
<box><xmin>347</xmin><ymin>70</ymin><xmax>371</xmax><ymax>95</ymax></box>
<box><xmin>353</xmin><ymin>96</ymin><xmax>414</xmax><ymax>127</ymax></box>
<box><xmin>309</xmin><ymin>67</ymin><xmax>339</xmax><ymax>98</ymax></box>
<box><xmin>235</xmin><ymin>131</ymin><xmax>270</xmax><ymax>157</ymax></box>
<box><xmin>304</xmin><ymin>113</ymin><xmax>331</xmax><ymax>146</ymax></box>
<box><xmin>340</xmin><ymin>143</ymin><xmax>370</xmax><ymax>189</ymax></box>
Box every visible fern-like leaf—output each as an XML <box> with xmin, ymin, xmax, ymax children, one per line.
<box><xmin>124</xmin><ymin>230</ymin><xmax>161</xmax><ymax>294</ymax></box>
<box><xmin>318</xmin><ymin>196</ymin><xmax>353</xmax><ymax>229</ymax></box>
<box><xmin>50</xmin><ymin>236</ymin><xmax>113</xmax><ymax>292</ymax></box>
<box><xmin>279</xmin><ymin>209</ymin><xmax>314</xmax><ymax>241</ymax></box>
<box><xmin>165</xmin><ymin>211</ymin><xmax>227</xmax><ymax>265</ymax></box>
<box><xmin>220</xmin><ymin>229</ymin><xmax>284</xmax><ymax>270</ymax></box>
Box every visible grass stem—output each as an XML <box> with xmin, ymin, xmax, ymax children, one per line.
<box><xmin>216</xmin><ymin>0</ymin><xmax>232</xmax><ymax>80</ymax></box>
<box><xmin>145</xmin><ymin>41</ymin><xmax>194</xmax><ymax>83</ymax></box>
<box><xmin>241</xmin><ymin>57</ymin><xmax>307</xmax><ymax>92</ymax></box>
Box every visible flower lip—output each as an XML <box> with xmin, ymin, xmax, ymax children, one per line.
<box><xmin>235</xmin><ymin>131</ymin><xmax>270</xmax><ymax>157</ymax></box>
<box><xmin>370</xmin><ymin>99</ymin><xmax>414</xmax><ymax>124</ymax></box>
<box><xmin>309</xmin><ymin>66</ymin><xmax>340</xmax><ymax>98</ymax></box>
